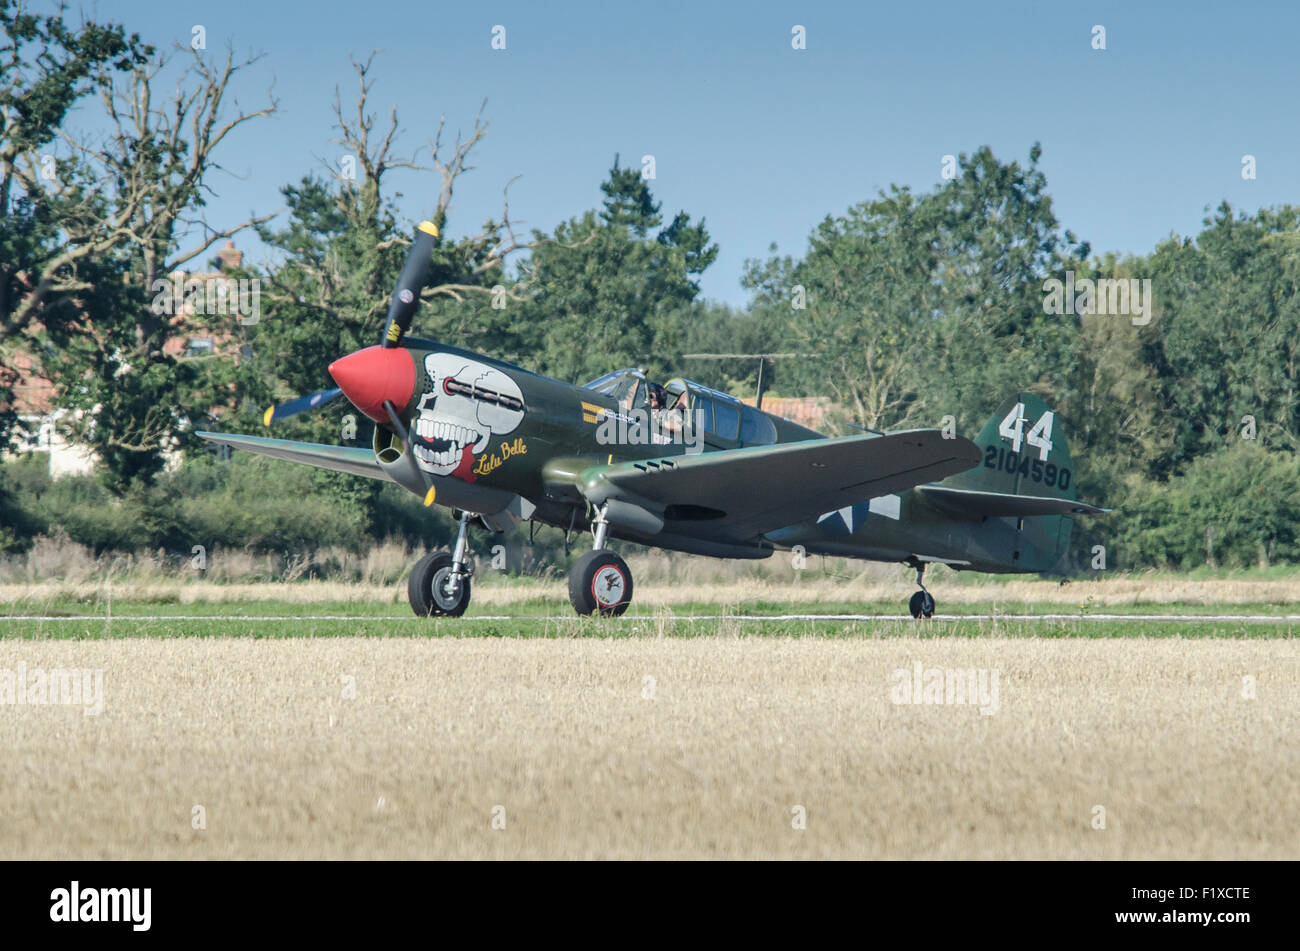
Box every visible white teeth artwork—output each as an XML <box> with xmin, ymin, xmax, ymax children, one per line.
<box><xmin>409</xmin><ymin>353</ymin><xmax>526</xmax><ymax>480</ymax></box>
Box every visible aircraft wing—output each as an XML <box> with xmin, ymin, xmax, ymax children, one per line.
<box><xmin>195</xmin><ymin>431</ymin><xmax>393</xmax><ymax>483</ymax></box>
<box><xmin>918</xmin><ymin>485</ymin><xmax>1110</xmax><ymax>517</ymax></box>
<box><xmin>579</xmin><ymin>430</ymin><xmax>981</xmax><ymax>541</ymax></box>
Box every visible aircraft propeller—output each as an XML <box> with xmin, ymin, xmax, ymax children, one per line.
<box><xmin>260</xmin><ymin>219</ymin><xmax>439</xmax><ymax>429</ymax></box>
<box><xmin>261</xmin><ymin>387</ymin><xmax>343</xmax><ymax>427</ymax></box>
<box><xmin>382</xmin><ymin>399</ymin><xmax>436</xmax><ymax>505</ymax></box>
<box><xmin>381</xmin><ymin>220</ymin><xmax>439</xmax><ymax>348</ymax></box>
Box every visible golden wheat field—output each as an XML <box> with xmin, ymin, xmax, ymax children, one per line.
<box><xmin>0</xmin><ymin>636</ymin><xmax>1296</xmax><ymax>860</ymax></box>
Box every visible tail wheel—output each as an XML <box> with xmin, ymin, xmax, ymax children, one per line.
<box><xmin>908</xmin><ymin>590</ymin><xmax>935</xmax><ymax>619</ymax></box>
<box><xmin>408</xmin><ymin>551</ymin><xmax>472</xmax><ymax>617</ymax></box>
<box><xmin>568</xmin><ymin>550</ymin><xmax>633</xmax><ymax>617</ymax></box>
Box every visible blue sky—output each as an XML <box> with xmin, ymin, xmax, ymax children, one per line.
<box><xmin>67</xmin><ymin>0</ymin><xmax>1300</xmax><ymax>304</ymax></box>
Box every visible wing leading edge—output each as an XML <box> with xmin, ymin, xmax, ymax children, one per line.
<box><xmin>194</xmin><ymin>431</ymin><xmax>392</xmax><ymax>483</ymax></box>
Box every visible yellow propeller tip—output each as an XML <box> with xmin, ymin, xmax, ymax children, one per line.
<box><xmin>423</xmin><ymin>486</ymin><xmax>437</xmax><ymax>507</ymax></box>
<box><xmin>262</xmin><ymin>406</ymin><xmax>274</xmax><ymax>427</ymax></box>
<box><xmin>418</xmin><ymin>220</ymin><xmax>439</xmax><ymax>237</ymax></box>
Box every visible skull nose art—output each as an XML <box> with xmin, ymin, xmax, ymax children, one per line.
<box><xmin>328</xmin><ymin>345</ymin><xmax>416</xmax><ymax>422</ymax></box>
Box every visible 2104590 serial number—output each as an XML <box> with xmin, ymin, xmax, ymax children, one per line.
<box><xmin>983</xmin><ymin>446</ymin><xmax>1071</xmax><ymax>490</ymax></box>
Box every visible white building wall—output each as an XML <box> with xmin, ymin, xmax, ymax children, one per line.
<box><xmin>10</xmin><ymin>412</ymin><xmax>96</xmax><ymax>478</ymax></box>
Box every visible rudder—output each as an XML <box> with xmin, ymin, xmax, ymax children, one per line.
<box><xmin>944</xmin><ymin>393</ymin><xmax>1076</xmax><ymax>572</ymax></box>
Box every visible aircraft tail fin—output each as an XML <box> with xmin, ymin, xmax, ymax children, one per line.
<box><xmin>944</xmin><ymin>393</ymin><xmax>1077</xmax><ymax>498</ymax></box>
<box><xmin>940</xmin><ymin>393</ymin><xmax>1084</xmax><ymax>572</ymax></box>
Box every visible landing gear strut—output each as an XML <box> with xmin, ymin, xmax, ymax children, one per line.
<box><xmin>908</xmin><ymin>563</ymin><xmax>935</xmax><ymax>619</ymax></box>
<box><xmin>568</xmin><ymin>504</ymin><xmax>633</xmax><ymax>617</ymax></box>
<box><xmin>408</xmin><ymin>510</ymin><xmax>474</xmax><ymax>617</ymax></box>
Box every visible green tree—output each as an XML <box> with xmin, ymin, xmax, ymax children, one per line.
<box><xmin>0</xmin><ymin>0</ymin><xmax>150</xmax><ymax>449</ymax></box>
<box><xmin>1063</xmin><ymin>252</ymin><xmax>1170</xmax><ymax>563</ymax></box>
<box><xmin>1145</xmin><ymin>203</ymin><xmax>1300</xmax><ymax>473</ymax></box>
<box><xmin>745</xmin><ymin>144</ymin><xmax>1087</xmax><ymax>435</ymax></box>
<box><xmin>678</xmin><ymin>300</ymin><xmax>788</xmax><ymax>398</ymax></box>
<box><xmin>1114</xmin><ymin>443</ymin><xmax>1300</xmax><ymax>568</ymax></box>
<box><xmin>519</xmin><ymin>157</ymin><xmax>718</xmax><ymax>383</ymax></box>
<box><xmin>923</xmin><ymin>144</ymin><xmax>1089</xmax><ymax>435</ymax></box>
<box><xmin>745</xmin><ymin>186</ymin><xmax>944</xmax><ymax>431</ymax></box>
<box><xmin>7</xmin><ymin>30</ymin><xmax>277</xmax><ymax>491</ymax></box>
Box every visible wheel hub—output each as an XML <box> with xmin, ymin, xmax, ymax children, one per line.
<box><xmin>432</xmin><ymin>566</ymin><xmax>464</xmax><ymax>611</ymax></box>
<box><xmin>592</xmin><ymin>566</ymin><xmax>626</xmax><ymax>607</ymax></box>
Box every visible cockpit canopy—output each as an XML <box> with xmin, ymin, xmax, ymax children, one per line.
<box><xmin>583</xmin><ymin>368</ymin><xmax>646</xmax><ymax>405</ymax></box>
<box><xmin>583</xmin><ymin>368</ymin><xmax>777</xmax><ymax>447</ymax></box>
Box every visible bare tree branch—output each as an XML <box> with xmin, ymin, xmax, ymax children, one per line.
<box><xmin>5</xmin><ymin>41</ymin><xmax>279</xmax><ymax>337</ymax></box>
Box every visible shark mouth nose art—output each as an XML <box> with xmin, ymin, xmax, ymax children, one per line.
<box><xmin>412</xmin><ymin>353</ymin><xmax>527</xmax><ymax>480</ymax></box>
<box><xmin>412</xmin><ymin>420</ymin><xmax>482</xmax><ymax>469</ymax></box>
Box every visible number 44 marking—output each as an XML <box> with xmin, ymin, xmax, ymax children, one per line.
<box><xmin>998</xmin><ymin>403</ymin><xmax>1054</xmax><ymax>461</ymax></box>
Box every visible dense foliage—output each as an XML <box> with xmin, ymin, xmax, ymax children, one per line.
<box><xmin>3</xmin><ymin>6</ymin><xmax>1298</xmax><ymax>572</ymax></box>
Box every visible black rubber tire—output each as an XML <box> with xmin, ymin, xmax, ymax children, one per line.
<box><xmin>408</xmin><ymin>551</ymin><xmax>471</xmax><ymax>617</ymax></box>
<box><xmin>909</xmin><ymin>590</ymin><xmax>935</xmax><ymax>619</ymax></box>
<box><xmin>568</xmin><ymin>550</ymin><xmax>633</xmax><ymax>617</ymax></box>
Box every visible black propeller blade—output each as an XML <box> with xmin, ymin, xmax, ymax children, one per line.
<box><xmin>383</xmin><ymin>399</ymin><xmax>436</xmax><ymax>506</ymax></box>
<box><xmin>262</xmin><ymin>387</ymin><xmax>344</xmax><ymax>426</ymax></box>
<box><xmin>381</xmin><ymin>220</ymin><xmax>439</xmax><ymax>348</ymax></box>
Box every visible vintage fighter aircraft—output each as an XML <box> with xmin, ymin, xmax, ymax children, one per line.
<box><xmin>198</xmin><ymin>222</ymin><xmax>1107</xmax><ymax>618</ymax></box>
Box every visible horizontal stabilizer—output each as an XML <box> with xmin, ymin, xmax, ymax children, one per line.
<box><xmin>919</xmin><ymin>485</ymin><xmax>1109</xmax><ymax>517</ymax></box>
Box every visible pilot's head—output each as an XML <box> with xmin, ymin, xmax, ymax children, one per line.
<box><xmin>648</xmin><ymin>383</ymin><xmax>666</xmax><ymax>409</ymax></box>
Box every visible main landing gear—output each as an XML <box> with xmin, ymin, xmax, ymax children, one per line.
<box><xmin>908</xmin><ymin>562</ymin><xmax>935</xmax><ymax>619</ymax></box>
<box><xmin>407</xmin><ymin>505</ymin><xmax>634</xmax><ymax>619</ymax></box>
<box><xmin>568</xmin><ymin>504</ymin><xmax>633</xmax><ymax>617</ymax></box>
<box><xmin>408</xmin><ymin>510</ymin><xmax>475</xmax><ymax>617</ymax></box>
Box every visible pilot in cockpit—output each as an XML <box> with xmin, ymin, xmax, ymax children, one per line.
<box><xmin>649</xmin><ymin>382</ymin><xmax>685</xmax><ymax>433</ymax></box>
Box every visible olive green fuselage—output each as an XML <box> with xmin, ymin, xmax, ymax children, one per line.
<box><xmin>389</xmin><ymin>340</ymin><xmax>1071</xmax><ymax>574</ymax></box>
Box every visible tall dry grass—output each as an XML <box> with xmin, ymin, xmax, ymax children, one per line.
<box><xmin>0</xmin><ymin>534</ymin><xmax>420</xmax><ymax>586</ymax></box>
<box><xmin>6</xmin><ymin>532</ymin><xmax>1300</xmax><ymax>608</ymax></box>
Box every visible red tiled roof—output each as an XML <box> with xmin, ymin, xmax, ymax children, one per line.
<box><xmin>741</xmin><ymin>395</ymin><xmax>834</xmax><ymax>432</ymax></box>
